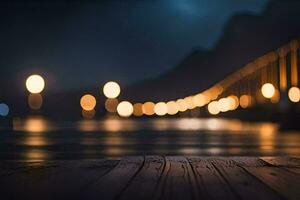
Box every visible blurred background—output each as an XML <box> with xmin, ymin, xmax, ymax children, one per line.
<box><xmin>0</xmin><ymin>0</ymin><xmax>300</xmax><ymax>160</ymax></box>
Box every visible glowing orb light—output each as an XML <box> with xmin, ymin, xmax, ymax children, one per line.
<box><xmin>166</xmin><ymin>101</ymin><xmax>179</xmax><ymax>115</ymax></box>
<box><xmin>0</xmin><ymin>103</ymin><xmax>9</xmax><ymax>116</ymax></box>
<box><xmin>208</xmin><ymin>101</ymin><xmax>220</xmax><ymax>115</ymax></box>
<box><xmin>154</xmin><ymin>102</ymin><xmax>168</xmax><ymax>116</ymax></box>
<box><xmin>288</xmin><ymin>87</ymin><xmax>300</xmax><ymax>102</ymax></box>
<box><xmin>239</xmin><ymin>95</ymin><xmax>251</xmax><ymax>108</ymax></box>
<box><xmin>227</xmin><ymin>95</ymin><xmax>239</xmax><ymax>110</ymax></box>
<box><xmin>184</xmin><ymin>96</ymin><xmax>196</xmax><ymax>109</ymax></box>
<box><xmin>105</xmin><ymin>98</ymin><xmax>119</xmax><ymax>113</ymax></box>
<box><xmin>176</xmin><ymin>99</ymin><xmax>187</xmax><ymax>112</ymax></box>
<box><xmin>103</xmin><ymin>81</ymin><xmax>121</xmax><ymax>98</ymax></box>
<box><xmin>117</xmin><ymin>101</ymin><xmax>133</xmax><ymax>117</ymax></box>
<box><xmin>26</xmin><ymin>75</ymin><xmax>45</xmax><ymax>94</ymax></box>
<box><xmin>261</xmin><ymin>83</ymin><xmax>275</xmax><ymax>99</ymax></box>
<box><xmin>192</xmin><ymin>94</ymin><xmax>207</xmax><ymax>107</ymax></box>
<box><xmin>218</xmin><ymin>98</ymin><xmax>231</xmax><ymax>112</ymax></box>
<box><xmin>133</xmin><ymin>103</ymin><xmax>143</xmax><ymax>116</ymax></box>
<box><xmin>142</xmin><ymin>102</ymin><xmax>155</xmax><ymax>116</ymax></box>
<box><xmin>80</xmin><ymin>94</ymin><xmax>97</xmax><ymax>111</ymax></box>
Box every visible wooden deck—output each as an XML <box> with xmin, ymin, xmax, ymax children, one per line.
<box><xmin>1</xmin><ymin>157</ymin><xmax>300</xmax><ymax>200</ymax></box>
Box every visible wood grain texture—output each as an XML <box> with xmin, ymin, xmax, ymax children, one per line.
<box><xmin>210</xmin><ymin>158</ymin><xmax>282</xmax><ymax>200</ymax></box>
<box><xmin>261</xmin><ymin>157</ymin><xmax>300</xmax><ymax>174</ymax></box>
<box><xmin>234</xmin><ymin>157</ymin><xmax>300</xmax><ymax>200</ymax></box>
<box><xmin>120</xmin><ymin>156</ymin><xmax>165</xmax><ymax>200</ymax></box>
<box><xmin>1</xmin><ymin>157</ymin><xmax>300</xmax><ymax>200</ymax></box>
<box><xmin>0</xmin><ymin>160</ymin><xmax>117</xmax><ymax>200</ymax></box>
<box><xmin>188</xmin><ymin>157</ymin><xmax>238</xmax><ymax>200</ymax></box>
<box><xmin>154</xmin><ymin>156</ymin><xmax>198</xmax><ymax>200</ymax></box>
<box><xmin>81</xmin><ymin>156</ymin><xmax>144</xmax><ymax>200</ymax></box>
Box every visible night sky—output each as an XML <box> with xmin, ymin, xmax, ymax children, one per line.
<box><xmin>0</xmin><ymin>0</ymin><xmax>269</xmax><ymax>92</ymax></box>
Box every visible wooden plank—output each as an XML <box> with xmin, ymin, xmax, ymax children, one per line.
<box><xmin>260</xmin><ymin>157</ymin><xmax>300</xmax><ymax>167</ymax></box>
<box><xmin>0</xmin><ymin>160</ymin><xmax>117</xmax><ymax>200</ymax></box>
<box><xmin>260</xmin><ymin>157</ymin><xmax>300</xmax><ymax>174</ymax></box>
<box><xmin>210</xmin><ymin>158</ymin><xmax>282</xmax><ymax>200</ymax></box>
<box><xmin>0</xmin><ymin>161</ymin><xmax>55</xmax><ymax>176</ymax></box>
<box><xmin>0</xmin><ymin>161</ymin><xmax>61</xmax><ymax>199</ymax></box>
<box><xmin>188</xmin><ymin>157</ymin><xmax>238</xmax><ymax>200</ymax></box>
<box><xmin>119</xmin><ymin>155</ymin><xmax>165</xmax><ymax>200</ymax></box>
<box><xmin>233</xmin><ymin>157</ymin><xmax>300</xmax><ymax>200</ymax></box>
<box><xmin>154</xmin><ymin>156</ymin><xmax>198</xmax><ymax>200</ymax></box>
<box><xmin>37</xmin><ymin>160</ymin><xmax>118</xmax><ymax>199</ymax></box>
<box><xmin>81</xmin><ymin>156</ymin><xmax>144</xmax><ymax>200</ymax></box>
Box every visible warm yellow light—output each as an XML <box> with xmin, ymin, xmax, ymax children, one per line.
<box><xmin>105</xmin><ymin>98</ymin><xmax>119</xmax><ymax>113</ymax></box>
<box><xmin>28</xmin><ymin>93</ymin><xmax>43</xmax><ymax>110</ymax></box>
<box><xmin>184</xmin><ymin>96</ymin><xmax>196</xmax><ymax>109</ymax></box>
<box><xmin>166</xmin><ymin>101</ymin><xmax>179</xmax><ymax>115</ymax></box>
<box><xmin>154</xmin><ymin>102</ymin><xmax>168</xmax><ymax>116</ymax></box>
<box><xmin>117</xmin><ymin>101</ymin><xmax>133</xmax><ymax>117</ymax></box>
<box><xmin>288</xmin><ymin>87</ymin><xmax>300</xmax><ymax>102</ymax></box>
<box><xmin>208</xmin><ymin>101</ymin><xmax>220</xmax><ymax>115</ymax></box>
<box><xmin>239</xmin><ymin>95</ymin><xmax>252</xmax><ymax>108</ymax></box>
<box><xmin>80</xmin><ymin>94</ymin><xmax>97</xmax><ymax>111</ymax></box>
<box><xmin>218</xmin><ymin>98</ymin><xmax>230</xmax><ymax>112</ymax></box>
<box><xmin>133</xmin><ymin>103</ymin><xmax>143</xmax><ymax>116</ymax></box>
<box><xmin>142</xmin><ymin>102</ymin><xmax>155</xmax><ymax>116</ymax></box>
<box><xmin>227</xmin><ymin>95</ymin><xmax>239</xmax><ymax>110</ymax></box>
<box><xmin>261</xmin><ymin>83</ymin><xmax>275</xmax><ymax>99</ymax></box>
<box><xmin>26</xmin><ymin>75</ymin><xmax>45</xmax><ymax>94</ymax></box>
<box><xmin>103</xmin><ymin>81</ymin><xmax>121</xmax><ymax>98</ymax></box>
<box><xmin>176</xmin><ymin>99</ymin><xmax>187</xmax><ymax>112</ymax></box>
<box><xmin>192</xmin><ymin>94</ymin><xmax>207</xmax><ymax>107</ymax></box>
<box><xmin>271</xmin><ymin>89</ymin><xmax>280</xmax><ymax>103</ymax></box>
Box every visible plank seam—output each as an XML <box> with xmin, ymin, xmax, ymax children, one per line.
<box><xmin>115</xmin><ymin>156</ymin><xmax>146</xmax><ymax>200</ymax></box>
<box><xmin>210</xmin><ymin>161</ymin><xmax>242</xmax><ymax>200</ymax></box>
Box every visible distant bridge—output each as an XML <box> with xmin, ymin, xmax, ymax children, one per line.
<box><xmin>110</xmin><ymin>38</ymin><xmax>300</xmax><ymax>117</ymax></box>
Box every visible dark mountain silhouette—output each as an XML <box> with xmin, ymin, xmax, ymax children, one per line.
<box><xmin>122</xmin><ymin>0</ymin><xmax>300</xmax><ymax>102</ymax></box>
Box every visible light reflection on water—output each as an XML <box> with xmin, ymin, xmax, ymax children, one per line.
<box><xmin>13</xmin><ymin>116</ymin><xmax>278</xmax><ymax>133</ymax></box>
<box><xmin>1</xmin><ymin>116</ymin><xmax>299</xmax><ymax>160</ymax></box>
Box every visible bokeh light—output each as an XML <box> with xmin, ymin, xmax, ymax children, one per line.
<box><xmin>208</xmin><ymin>101</ymin><xmax>220</xmax><ymax>115</ymax></box>
<box><xmin>80</xmin><ymin>94</ymin><xmax>97</xmax><ymax>111</ymax></box>
<box><xmin>154</xmin><ymin>102</ymin><xmax>168</xmax><ymax>116</ymax></box>
<box><xmin>0</xmin><ymin>103</ymin><xmax>9</xmax><ymax>117</ymax></box>
<box><xmin>288</xmin><ymin>87</ymin><xmax>300</xmax><ymax>102</ymax></box>
<box><xmin>192</xmin><ymin>94</ymin><xmax>207</xmax><ymax>107</ymax></box>
<box><xmin>166</xmin><ymin>101</ymin><xmax>179</xmax><ymax>115</ymax></box>
<box><xmin>133</xmin><ymin>103</ymin><xmax>143</xmax><ymax>116</ymax></box>
<box><xmin>184</xmin><ymin>96</ymin><xmax>196</xmax><ymax>109</ymax></box>
<box><xmin>176</xmin><ymin>99</ymin><xmax>187</xmax><ymax>112</ymax></box>
<box><xmin>117</xmin><ymin>101</ymin><xmax>133</xmax><ymax>117</ymax></box>
<box><xmin>105</xmin><ymin>98</ymin><xmax>119</xmax><ymax>113</ymax></box>
<box><xmin>239</xmin><ymin>95</ymin><xmax>252</xmax><ymax>108</ymax></box>
<box><xmin>261</xmin><ymin>83</ymin><xmax>275</xmax><ymax>99</ymax></box>
<box><xmin>227</xmin><ymin>95</ymin><xmax>239</xmax><ymax>110</ymax></box>
<box><xmin>218</xmin><ymin>98</ymin><xmax>230</xmax><ymax>112</ymax></box>
<box><xmin>26</xmin><ymin>75</ymin><xmax>45</xmax><ymax>94</ymax></box>
<box><xmin>28</xmin><ymin>93</ymin><xmax>43</xmax><ymax>110</ymax></box>
<box><xmin>270</xmin><ymin>89</ymin><xmax>280</xmax><ymax>103</ymax></box>
<box><xmin>142</xmin><ymin>102</ymin><xmax>155</xmax><ymax>116</ymax></box>
<box><xmin>103</xmin><ymin>81</ymin><xmax>121</xmax><ymax>98</ymax></box>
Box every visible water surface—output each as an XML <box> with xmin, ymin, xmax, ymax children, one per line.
<box><xmin>1</xmin><ymin>117</ymin><xmax>300</xmax><ymax>160</ymax></box>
